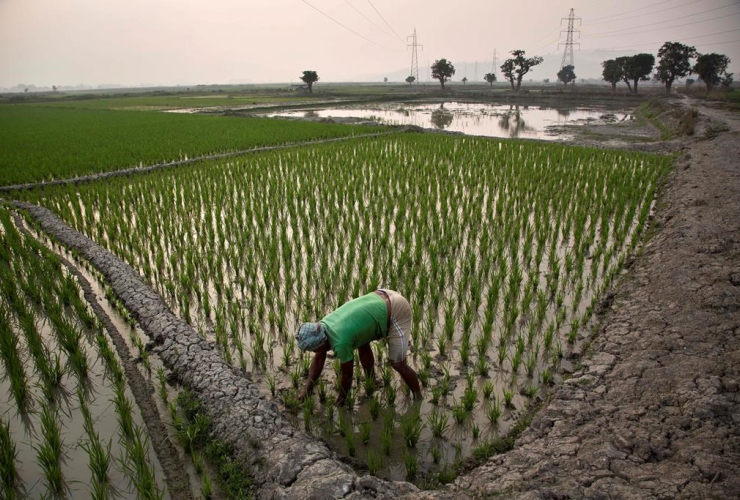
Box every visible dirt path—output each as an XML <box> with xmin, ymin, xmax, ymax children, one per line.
<box><xmin>432</xmin><ymin>104</ymin><xmax>740</xmax><ymax>498</ymax></box>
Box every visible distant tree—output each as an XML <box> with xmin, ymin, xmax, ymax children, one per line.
<box><xmin>693</xmin><ymin>53</ymin><xmax>731</xmax><ymax>93</ymax></box>
<box><xmin>557</xmin><ymin>65</ymin><xmax>576</xmax><ymax>85</ymax></box>
<box><xmin>462</xmin><ymin>76</ymin><xmax>468</xmax><ymax>85</ymax></box>
<box><xmin>405</xmin><ymin>75</ymin><xmax>416</xmax><ymax>85</ymax></box>
<box><xmin>484</xmin><ymin>73</ymin><xmax>497</xmax><ymax>86</ymax></box>
<box><xmin>656</xmin><ymin>41</ymin><xmax>697</xmax><ymax>94</ymax></box>
<box><xmin>24</xmin><ymin>88</ymin><xmax>28</xmax><ymax>93</ymax></box>
<box><xmin>721</xmin><ymin>73</ymin><xmax>734</xmax><ymax>89</ymax></box>
<box><xmin>300</xmin><ymin>70</ymin><xmax>319</xmax><ymax>93</ymax></box>
<box><xmin>431</xmin><ymin>59</ymin><xmax>456</xmax><ymax>89</ymax></box>
<box><xmin>602</xmin><ymin>59</ymin><xmax>623</xmax><ymax>91</ymax></box>
<box><xmin>52</xmin><ymin>85</ymin><xmax>58</xmax><ymax>92</ymax></box>
<box><xmin>623</xmin><ymin>54</ymin><xmax>655</xmax><ymax>94</ymax></box>
<box><xmin>543</xmin><ymin>78</ymin><xmax>550</xmax><ymax>84</ymax></box>
<box><xmin>384</xmin><ymin>77</ymin><xmax>388</xmax><ymax>83</ymax></box>
<box><xmin>685</xmin><ymin>78</ymin><xmax>695</xmax><ymax>87</ymax></box>
<box><xmin>500</xmin><ymin>50</ymin><xmax>543</xmax><ymax>92</ymax></box>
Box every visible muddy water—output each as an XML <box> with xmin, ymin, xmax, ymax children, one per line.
<box><xmin>266</xmin><ymin>101</ymin><xmax>631</xmax><ymax>140</ymax></box>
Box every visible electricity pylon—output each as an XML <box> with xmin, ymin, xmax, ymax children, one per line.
<box><xmin>559</xmin><ymin>8</ymin><xmax>581</xmax><ymax>70</ymax></box>
<box><xmin>407</xmin><ymin>28</ymin><xmax>423</xmax><ymax>83</ymax></box>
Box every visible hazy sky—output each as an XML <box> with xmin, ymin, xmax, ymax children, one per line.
<box><xmin>1</xmin><ymin>0</ymin><xmax>738</xmax><ymax>87</ymax></box>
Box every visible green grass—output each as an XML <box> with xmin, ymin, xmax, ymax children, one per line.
<box><xmin>0</xmin><ymin>105</ymin><xmax>386</xmax><ymax>186</ymax></box>
<box><xmin>33</xmin><ymin>94</ymin><xmax>314</xmax><ymax>110</ymax></box>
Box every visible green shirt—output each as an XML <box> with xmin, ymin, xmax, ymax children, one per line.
<box><xmin>320</xmin><ymin>293</ymin><xmax>388</xmax><ymax>363</ymax></box>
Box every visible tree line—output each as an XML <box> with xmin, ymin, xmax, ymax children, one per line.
<box><xmin>602</xmin><ymin>42</ymin><xmax>732</xmax><ymax>94</ymax></box>
<box><xmin>297</xmin><ymin>41</ymin><xmax>731</xmax><ymax>95</ymax></box>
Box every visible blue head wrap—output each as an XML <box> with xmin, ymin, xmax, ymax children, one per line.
<box><xmin>296</xmin><ymin>322</ymin><xmax>327</xmax><ymax>352</ymax></box>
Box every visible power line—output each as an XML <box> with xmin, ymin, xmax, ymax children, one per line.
<box><xmin>301</xmin><ymin>0</ymin><xmax>402</xmax><ymax>51</ymax></box>
<box><xmin>583</xmin><ymin>12</ymin><xmax>740</xmax><ymax>38</ymax></box>
<box><xmin>585</xmin><ymin>0</ymin><xmax>677</xmax><ymax>23</ymax></box>
<box><xmin>593</xmin><ymin>27</ymin><xmax>740</xmax><ymax>50</ymax></box>
<box><xmin>366</xmin><ymin>0</ymin><xmax>405</xmax><ymax>44</ymax></box>
<box><xmin>583</xmin><ymin>0</ymin><xmax>706</xmax><ymax>26</ymax></box>
<box><xmin>343</xmin><ymin>0</ymin><xmax>401</xmax><ymax>43</ymax></box>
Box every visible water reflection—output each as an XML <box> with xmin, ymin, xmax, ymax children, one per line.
<box><xmin>267</xmin><ymin>101</ymin><xmax>630</xmax><ymax>141</ymax></box>
<box><xmin>430</xmin><ymin>104</ymin><xmax>454</xmax><ymax>130</ymax></box>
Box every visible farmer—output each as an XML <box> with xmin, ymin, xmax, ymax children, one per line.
<box><xmin>296</xmin><ymin>289</ymin><xmax>421</xmax><ymax>405</ymax></box>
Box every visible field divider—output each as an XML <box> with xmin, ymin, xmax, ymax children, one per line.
<box><xmin>10</xmin><ymin>200</ymin><xmax>418</xmax><ymax>499</ymax></box>
<box><xmin>0</xmin><ymin>128</ymin><xmax>408</xmax><ymax>193</ymax></box>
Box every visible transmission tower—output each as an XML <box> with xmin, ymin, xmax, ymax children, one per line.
<box><xmin>407</xmin><ymin>28</ymin><xmax>423</xmax><ymax>83</ymax></box>
<box><xmin>559</xmin><ymin>8</ymin><xmax>581</xmax><ymax>69</ymax></box>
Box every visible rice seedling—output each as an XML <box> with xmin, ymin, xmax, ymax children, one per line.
<box><xmin>345</xmin><ymin>428</ymin><xmax>356</xmax><ymax>457</ymax></box>
<box><xmin>428</xmin><ymin>409</ymin><xmax>449</xmax><ymax>439</ymax></box>
<box><xmin>366</xmin><ymin>448</ymin><xmax>382</xmax><ymax>475</ymax></box>
<box><xmin>120</xmin><ymin>426</ymin><xmax>165</xmax><ymax>500</ymax></box>
<box><xmin>36</xmin><ymin>402</ymin><xmax>64</xmax><ymax>496</ymax></box>
<box><xmin>0</xmin><ymin>417</ymin><xmax>19</xmax><ymax>496</ymax></box>
<box><xmin>359</xmin><ymin>422</ymin><xmax>372</xmax><ymax>445</ymax></box>
<box><xmin>482</xmin><ymin>380</ymin><xmax>494</xmax><ymax>400</ymax></box>
<box><xmin>404</xmin><ymin>451</ymin><xmax>418</xmax><ymax>481</ymax></box>
<box><xmin>401</xmin><ymin>412</ymin><xmax>424</xmax><ymax>448</ymax></box>
<box><xmin>451</xmin><ymin>400</ymin><xmax>468</xmax><ymax>425</ymax></box>
<box><xmin>201</xmin><ymin>471</ymin><xmax>213</xmax><ymax>500</ymax></box>
<box><xmin>381</xmin><ymin>427</ymin><xmax>393</xmax><ymax>456</ymax></box>
<box><xmin>503</xmin><ymin>389</ymin><xmax>515</xmax><ymax>408</ymax></box>
<box><xmin>471</xmin><ymin>423</ymin><xmax>480</xmax><ymax>440</ymax></box>
<box><xmin>430</xmin><ymin>444</ymin><xmax>442</xmax><ymax>465</ymax></box>
<box><xmin>486</xmin><ymin>397</ymin><xmax>502</xmax><ymax>425</ymax></box>
<box><xmin>369</xmin><ymin>397</ymin><xmax>381</xmax><ymax>420</ymax></box>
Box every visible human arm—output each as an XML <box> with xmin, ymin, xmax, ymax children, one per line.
<box><xmin>298</xmin><ymin>347</ymin><xmax>327</xmax><ymax>401</ymax></box>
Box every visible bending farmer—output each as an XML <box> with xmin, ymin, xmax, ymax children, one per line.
<box><xmin>296</xmin><ymin>289</ymin><xmax>421</xmax><ymax>405</ymax></box>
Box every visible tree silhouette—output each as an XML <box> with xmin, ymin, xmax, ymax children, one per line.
<box><xmin>557</xmin><ymin>65</ymin><xmax>576</xmax><ymax>85</ymax></box>
<box><xmin>656</xmin><ymin>42</ymin><xmax>697</xmax><ymax>94</ymax></box>
<box><xmin>484</xmin><ymin>73</ymin><xmax>497</xmax><ymax>86</ymax></box>
<box><xmin>431</xmin><ymin>59</ymin><xmax>455</xmax><ymax>89</ymax></box>
<box><xmin>500</xmin><ymin>50</ymin><xmax>543</xmax><ymax>92</ymax></box>
<box><xmin>693</xmin><ymin>53</ymin><xmax>731</xmax><ymax>93</ymax></box>
<box><xmin>405</xmin><ymin>75</ymin><xmax>416</xmax><ymax>85</ymax></box>
<box><xmin>300</xmin><ymin>71</ymin><xmax>319</xmax><ymax>93</ymax></box>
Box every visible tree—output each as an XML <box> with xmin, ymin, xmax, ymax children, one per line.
<box><xmin>623</xmin><ymin>54</ymin><xmax>655</xmax><ymax>94</ymax></box>
<box><xmin>602</xmin><ymin>59</ymin><xmax>623</xmax><ymax>91</ymax></box>
<box><xmin>383</xmin><ymin>77</ymin><xmax>388</xmax><ymax>83</ymax></box>
<box><xmin>484</xmin><ymin>73</ymin><xmax>497</xmax><ymax>86</ymax></box>
<box><xmin>686</xmin><ymin>78</ymin><xmax>695</xmax><ymax>88</ymax></box>
<box><xmin>461</xmin><ymin>76</ymin><xmax>468</xmax><ymax>85</ymax></box>
<box><xmin>693</xmin><ymin>53</ymin><xmax>731</xmax><ymax>93</ymax></box>
<box><xmin>500</xmin><ymin>50</ymin><xmax>543</xmax><ymax>92</ymax></box>
<box><xmin>300</xmin><ymin>70</ymin><xmax>319</xmax><ymax>93</ymax></box>
<box><xmin>721</xmin><ymin>73</ymin><xmax>734</xmax><ymax>89</ymax></box>
<box><xmin>431</xmin><ymin>59</ymin><xmax>455</xmax><ymax>89</ymax></box>
<box><xmin>557</xmin><ymin>65</ymin><xmax>576</xmax><ymax>85</ymax></box>
<box><xmin>543</xmin><ymin>78</ymin><xmax>550</xmax><ymax>84</ymax></box>
<box><xmin>405</xmin><ymin>75</ymin><xmax>416</xmax><ymax>85</ymax></box>
<box><xmin>656</xmin><ymin>42</ymin><xmax>697</xmax><ymax>94</ymax></box>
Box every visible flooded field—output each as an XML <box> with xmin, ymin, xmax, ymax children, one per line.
<box><xmin>266</xmin><ymin>101</ymin><xmax>632</xmax><ymax>140</ymax></box>
<box><xmin>29</xmin><ymin>133</ymin><xmax>670</xmax><ymax>481</ymax></box>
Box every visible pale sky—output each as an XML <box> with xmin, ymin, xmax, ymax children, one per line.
<box><xmin>1</xmin><ymin>0</ymin><xmax>738</xmax><ymax>88</ymax></box>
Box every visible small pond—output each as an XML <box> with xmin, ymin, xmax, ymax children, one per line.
<box><xmin>267</xmin><ymin>101</ymin><xmax>631</xmax><ymax>140</ymax></box>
